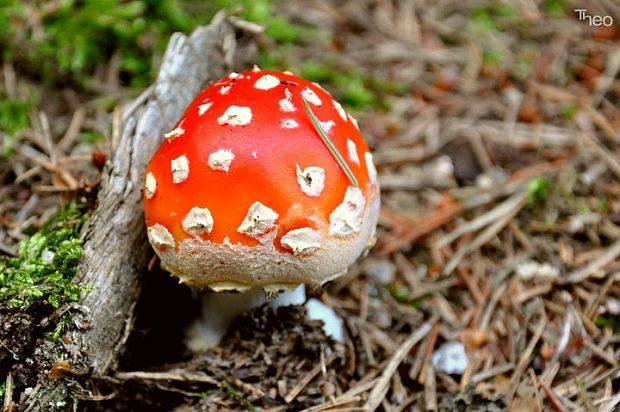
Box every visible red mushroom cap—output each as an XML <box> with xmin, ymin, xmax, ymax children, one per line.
<box><xmin>144</xmin><ymin>69</ymin><xmax>379</xmax><ymax>291</ymax></box>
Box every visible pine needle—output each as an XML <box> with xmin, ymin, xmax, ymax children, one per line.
<box><xmin>302</xmin><ymin>97</ymin><xmax>358</xmax><ymax>187</ymax></box>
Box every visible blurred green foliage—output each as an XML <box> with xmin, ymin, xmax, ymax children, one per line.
<box><xmin>206</xmin><ymin>0</ymin><xmax>312</xmax><ymax>43</ymax></box>
<box><xmin>0</xmin><ymin>92</ymin><xmax>37</xmax><ymax>157</ymax></box>
<box><xmin>299</xmin><ymin>60</ymin><xmax>408</xmax><ymax>110</ymax></box>
<box><xmin>543</xmin><ymin>0</ymin><xmax>569</xmax><ymax>16</ymax></box>
<box><xmin>220</xmin><ymin>382</ymin><xmax>259</xmax><ymax>412</ymax></box>
<box><xmin>527</xmin><ymin>177</ymin><xmax>550</xmax><ymax>203</ymax></box>
<box><xmin>300</xmin><ymin>61</ymin><xmax>377</xmax><ymax>109</ymax></box>
<box><xmin>0</xmin><ymin>0</ymin><xmax>391</xmax><ymax>159</ymax></box>
<box><xmin>80</xmin><ymin>131</ymin><xmax>106</xmax><ymax>144</ymax></box>
<box><xmin>47</xmin><ymin>312</ymin><xmax>74</xmax><ymax>341</ymax></box>
<box><xmin>595</xmin><ymin>316</ymin><xmax>620</xmax><ymax>333</ymax></box>
<box><xmin>470</xmin><ymin>2</ymin><xmax>520</xmax><ymax>33</ymax></box>
<box><xmin>0</xmin><ymin>0</ymin><xmax>193</xmax><ymax>87</ymax></box>
<box><xmin>205</xmin><ymin>1</ymin><xmax>396</xmax><ymax>110</ymax></box>
<box><xmin>0</xmin><ymin>206</ymin><xmax>88</xmax><ymax>309</ymax></box>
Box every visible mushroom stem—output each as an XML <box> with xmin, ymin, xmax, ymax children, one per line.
<box><xmin>186</xmin><ymin>284</ymin><xmax>345</xmax><ymax>350</ymax></box>
<box><xmin>186</xmin><ymin>284</ymin><xmax>307</xmax><ymax>351</ymax></box>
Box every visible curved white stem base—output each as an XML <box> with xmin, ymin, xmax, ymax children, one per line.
<box><xmin>186</xmin><ymin>284</ymin><xmax>343</xmax><ymax>351</ymax></box>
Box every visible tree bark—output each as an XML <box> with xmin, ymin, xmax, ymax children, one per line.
<box><xmin>23</xmin><ymin>16</ymin><xmax>257</xmax><ymax>410</ymax></box>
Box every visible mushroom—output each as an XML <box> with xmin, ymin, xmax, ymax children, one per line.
<box><xmin>143</xmin><ymin>69</ymin><xmax>380</xmax><ymax>348</ymax></box>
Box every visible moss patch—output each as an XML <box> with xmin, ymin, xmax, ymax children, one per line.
<box><xmin>0</xmin><ymin>206</ymin><xmax>88</xmax><ymax>310</ymax></box>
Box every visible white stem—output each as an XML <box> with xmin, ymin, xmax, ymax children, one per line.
<box><xmin>305</xmin><ymin>298</ymin><xmax>344</xmax><ymax>342</ymax></box>
<box><xmin>186</xmin><ymin>285</ymin><xmax>306</xmax><ymax>351</ymax></box>
<box><xmin>186</xmin><ymin>284</ymin><xmax>345</xmax><ymax>350</ymax></box>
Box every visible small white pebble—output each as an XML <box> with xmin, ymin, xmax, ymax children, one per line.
<box><xmin>171</xmin><ymin>155</ymin><xmax>189</xmax><ymax>184</ymax></box>
<box><xmin>363</xmin><ymin>258</ymin><xmax>396</xmax><ymax>285</ymax></box>
<box><xmin>603</xmin><ymin>298</ymin><xmax>620</xmax><ymax>315</ymax></box>
<box><xmin>41</xmin><ymin>250</ymin><xmax>55</xmax><ymax>263</ymax></box>
<box><xmin>432</xmin><ymin>342</ymin><xmax>468</xmax><ymax>375</ymax></box>
<box><xmin>516</xmin><ymin>260</ymin><xmax>560</xmax><ymax>281</ymax></box>
<box><xmin>568</xmin><ymin>213</ymin><xmax>601</xmax><ymax>233</ymax></box>
<box><xmin>433</xmin><ymin>156</ymin><xmax>454</xmax><ymax>181</ymax></box>
<box><xmin>580</xmin><ymin>163</ymin><xmax>607</xmax><ymax>185</ymax></box>
<box><xmin>475</xmin><ymin>173</ymin><xmax>495</xmax><ymax>189</ymax></box>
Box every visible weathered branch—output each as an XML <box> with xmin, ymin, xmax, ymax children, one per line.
<box><xmin>23</xmin><ymin>16</ymin><xmax>257</xmax><ymax>410</ymax></box>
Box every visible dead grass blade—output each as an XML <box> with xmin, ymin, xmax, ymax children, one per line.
<box><xmin>366</xmin><ymin>320</ymin><xmax>434</xmax><ymax>411</ymax></box>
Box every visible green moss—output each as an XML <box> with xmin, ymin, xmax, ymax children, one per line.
<box><xmin>544</xmin><ymin>0</ymin><xmax>568</xmax><ymax>16</ymax></box>
<box><xmin>471</xmin><ymin>7</ymin><xmax>498</xmax><ymax>32</ymax></box>
<box><xmin>562</xmin><ymin>105</ymin><xmax>578</xmax><ymax>120</ymax></box>
<box><xmin>482</xmin><ymin>49</ymin><xmax>502</xmax><ymax>66</ymax></box>
<box><xmin>388</xmin><ymin>285</ymin><xmax>410</xmax><ymax>303</ymax></box>
<box><xmin>596</xmin><ymin>196</ymin><xmax>609</xmax><ymax>213</ymax></box>
<box><xmin>0</xmin><ymin>206</ymin><xmax>89</xmax><ymax>310</ymax></box>
<box><xmin>386</xmin><ymin>285</ymin><xmax>429</xmax><ymax>309</ymax></box>
<box><xmin>470</xmin><ymin>2</ymin><xmax>520</xmax><ymax>32</ymax></box>
<box><xmin>79</xmin><ymin>132</ymin><xmax>106</xmax><ymax>144</ymax></box>
<box><xmin>47</xmin><ymin>313</ymin><xmax>75</xmax><ymax>342</ymax></box>
<box><xmin>527</xmin><ymin>177</ymin><xmax>550</xmax><ymax>203</ymax></box>
<box><xmin>220</xmin><ymin>382</ymin><xmax>259</xmax><ymax>411</ymax></box>
<box><xmin>594</xmin><ymin>316</ymin><xmax>620</xmax><ymax>334</ymax></box>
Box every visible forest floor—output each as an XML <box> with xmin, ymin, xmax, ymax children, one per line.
<box><xmin>1</xmin><ymin>0</ymin><xmax>620</xmax><ymax>411</ymax></box>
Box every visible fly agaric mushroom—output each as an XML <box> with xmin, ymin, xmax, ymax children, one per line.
<box><xmin>144</xmin><ymin>69</ymin><xmax>379</xmax><ymax>346</ymax></box>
